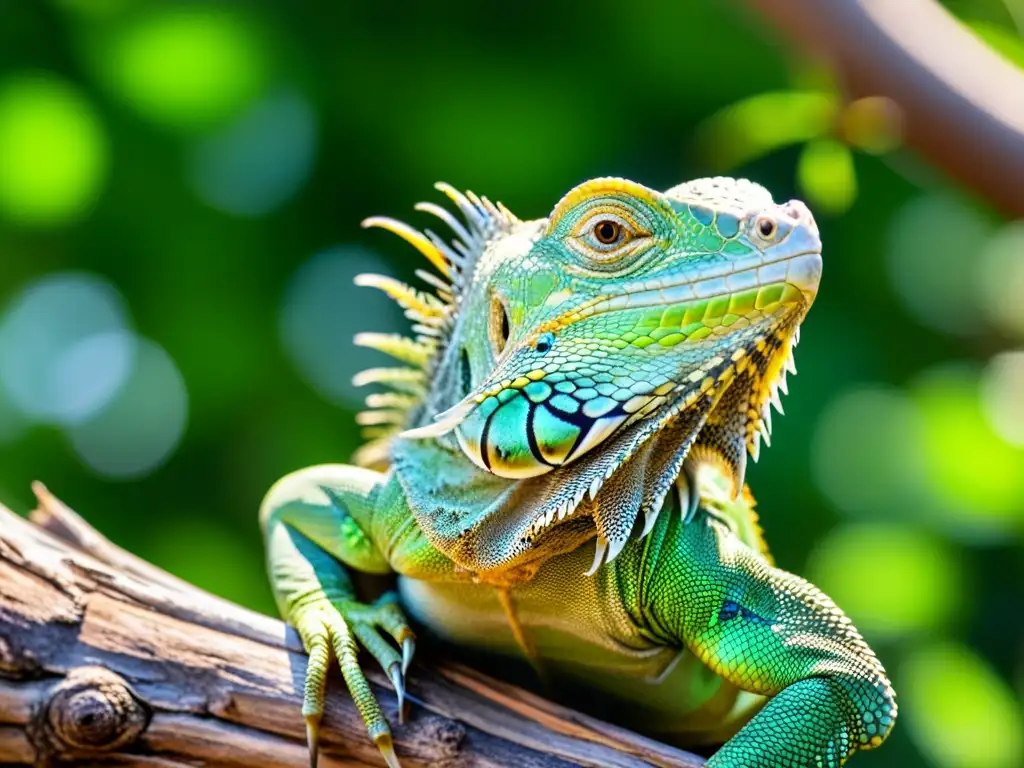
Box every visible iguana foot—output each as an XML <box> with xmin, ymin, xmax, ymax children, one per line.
<box><xmin>293</xmin><ymin>590</ymin><xmax>415</xmax><ymax>768</ymax></box>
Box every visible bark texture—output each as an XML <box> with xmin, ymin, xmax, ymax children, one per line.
<box><xmin>0</xmin><ymin>485</ymin><xmax>702</xmax><ymax>767</ymax></box>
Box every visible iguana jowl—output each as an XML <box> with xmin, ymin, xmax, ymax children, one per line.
<box><xmin>261</xmin><ymin>177</ymin><xmax>896</xmax><ymax>767</ymax></box>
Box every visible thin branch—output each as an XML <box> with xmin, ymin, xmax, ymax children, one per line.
<box><xmin>746</xmin><ymin>0</ymin><xmax>1024</xmax><ymax>217</ymax></box>
<box><xmin>0</xmin><ymin>491</ymin><xmax>702</xmax><ymax>768</ymax></box>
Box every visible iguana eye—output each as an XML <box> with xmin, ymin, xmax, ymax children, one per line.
<box><xmin>488</xmin><ymin>294</ymin><xmax>511</xmax><ymax>357</ymax></box>
<box><xmin>594</xmin><ymin>220</ymin><xmax>622</xmax><ymax>245</ymax></box>
<box><xmin>575</xmin><ymin>212</ymin><xmax>640</xmax><ymax>259</ymax></box>
<box><xmin>563</xmin><ymin>203</ymin><xmax>654</xmax><ymax>272</ymax></box>
<box><xmin>756</xmin><ymin>215</ymin><xmax>778</xmax><ymax>241</ymax></box>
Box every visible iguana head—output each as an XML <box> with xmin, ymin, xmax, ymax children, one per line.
<box><xmin>357</xmin><ymin>177</ymin><xmax>820</xmax><ymax>576</ymax></box>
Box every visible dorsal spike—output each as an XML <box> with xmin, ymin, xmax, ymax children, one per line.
<box><xmin>435</xmin><ymin>182</ymin><xmax>486</xmax><ymax>232</ymax></box>
<box><xmin>354</xmin><ymin>333</ymin><xmax>433</xmax><ymax>368</ymax></box>
<box><xmin>359</xmin><ymin>425</ymin><xmax>399</xmax><ymax>440</ymax></box>
<box><xmin>355</xmin><ymin>410</ymin><xmax>407</xmax><ymax>426</ymax></box>
<box><xmin>352</xmin><ymin>437</ymin><xmax>393</xmax><ymax>469</ymax></box>
<box><xmin>414</xmin><ymin>201</ymin><xmax>474</xmax><ymax>247</ymax></box>
<box><xmin>365</xmin><ymin>392</ymin><xmax>419</xmax><ymax>410</ymax></box>
<box><xmin>478</xmin><ymin>195</ymin><xmax>502</xmax><ymax>220</ymax></box>
<box><xmin>414</xmin><ymin>268</ymin><xmax>451</xmax><ymax>293</ymax></box>
<box><xmin>354</xmin><ymin>274</ymin><xmax>447</xmax><ymax>321</ymax></box>
<box><xmin>361</xmin><ymin>216</ymin><xmax>451</xmax><ymax>277</ymax></box>
<box><xmin>410</xmin><ymin>323</ymin><xmax>443</xmax><ymax>338</ymax></box>
<box><xmin>496</xmin><ymin>200</ymin><xmax>520</xmax><ymax>224</ymax></box>
<box><xmin>352</xmin><ymin>367</ymin><xmax>426</xmax><ymax>395</ymax></box>
<box><xmin>423</xmin><ymin>229</ymin><xmax>464</xmax><ymax>267</ymax></box>
<box><xmin>355</xmin><ymin>184</ymin><xmax>521</xmax><ymax>469</ymax></box>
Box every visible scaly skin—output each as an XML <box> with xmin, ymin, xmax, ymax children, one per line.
<box><xmin>260</xmin><ymin>177</ymin><xmax>896</xmax><ymax>766</ymax></box>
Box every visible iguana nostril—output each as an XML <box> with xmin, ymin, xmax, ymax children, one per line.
<box><xmin>783</xmin><ymin>200</ymin><xmax>814</xmax><ymax>222</ymax></box>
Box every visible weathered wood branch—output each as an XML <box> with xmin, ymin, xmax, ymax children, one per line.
<box><xmin>0</xmin><ymin>485</ymin><xmax>703</xmax><ymax>767</ymax></box>
<box><xmin>746</xmin><ymin>0</ymin><xmax>1024</xmax><ymax>217</ymax></box>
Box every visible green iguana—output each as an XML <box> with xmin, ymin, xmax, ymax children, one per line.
<box><xmin>260</xmin><ymin>176</ymin><xmax>896</xmax><ymax>767</ymax></box>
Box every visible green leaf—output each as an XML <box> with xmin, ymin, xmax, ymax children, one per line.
<box><xmin>796</xmin><ymin>139</ymin><xmax>857</xmax><ymax>214</ymax></box>
<box><xmin>696</xmin><ymin>90</ymin><xmax>836</xmax><ymax>171</ymax></box>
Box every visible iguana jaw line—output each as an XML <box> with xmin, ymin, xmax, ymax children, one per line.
<box><xmin>520</xmin><ymin>320</ymin><xmax>803</xmax><ymax>567</ymax></box>
<box><xmin>538</xmin><ymin>250</ymin><xmax>821</xmax><ymax>335</ymax></box>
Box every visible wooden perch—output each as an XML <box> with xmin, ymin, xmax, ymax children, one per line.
<box><xmin>746</xmin><ymin>0</ymin><xmax>1024</xmax><ymax>217</ymax></box>
<box><xmin>0</xmin><ymin>485</ymin><xmax>703</xmax><ymax>767</ymax></box>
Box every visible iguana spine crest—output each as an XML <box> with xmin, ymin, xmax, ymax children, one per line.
<box><xmin>353</xmin><ymin>183</ymin><xmax>519</xmax><ymax>467</ymax></box>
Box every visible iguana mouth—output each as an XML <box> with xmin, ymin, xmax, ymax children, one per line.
<box><xmin>539</xmin><ymin>250</ymin><xmax>821</xmax><ymax>336</ymax></box>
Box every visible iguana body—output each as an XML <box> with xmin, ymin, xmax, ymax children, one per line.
<box><xmin>261</xmin><ymin>177</ymin><xmax>896</xmax><ymax>766</ymax></box>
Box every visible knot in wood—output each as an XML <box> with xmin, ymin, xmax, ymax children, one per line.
<box><xmin>424</xmin><ymin>717</ymin><xmax>465</xmax><ymax>757</ymax></box>
<box><xmin>40</xmin><ymin>666</ymin><xmax>148</xmax><ymax>753</ymax></box>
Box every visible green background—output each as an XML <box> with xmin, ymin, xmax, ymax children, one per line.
<box><xmin>1</xmin><ymin>2</ymin><xmax>1022</xmax><ymax>766</ymax></box>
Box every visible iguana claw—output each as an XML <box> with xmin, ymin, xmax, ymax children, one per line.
<box><xmin>401</xmin><ymin>636</ymin><xmax>415</xmax><ymax>675</ymax></box>
<box><xmin>306</xmin><ymin>715</ymin><xmax>320</xmax><ymax>768</ymax></box>
<box><xmin>376</xmin><ymin>733</ymin><xmax>402</xmax><ymax>768</ymax></box>
<box><xmin>389</xmin><ymin>662</ymin><xmax>407</xmax><ymax>724</ymax></box>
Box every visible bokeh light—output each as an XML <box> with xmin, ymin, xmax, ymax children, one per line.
<box><xmin>796</xmin><ymin>138</ymin><xmax>857</xmax><ymax>214</ymax></box>
<box><xmin>90</xmin><ymin>7</ymin><xmax>267</xmax><ymax>131</ymax></box>
<box><xmin>901</xmin><ymin>642</ymin><xmax>1023</xmax><ymax>768</ymax></box>
<box><xmin>0</xmin><ymin>72</ymin><xmax>108</xmax><ymax>226</ymax></box>
<box><xmin>807</xmin><ymin>522</ymin><xmax>962</xmax><ymax>640</ymax></box>
<box><xmin>886</xmin><ymin>194</ymin><xmax>995</xmax><ymax>336</ymax></box>
<box><xmin>811</xmin><ymin>386</ymin><xmax>931</xmax><ymax>518</ymax></box>
<box><xmin>911</xmin><ymin>364</ymin><xmax>1024</xmax><ymax>541</ymax></box>
<box><xmin>980</xmin><ymin>351</ymin><xmax>1024</xmax><ymax>448</ymax></box>
<box><xmin>841</xmin><ymin>96</ymin><xmax>903</xmax><ymax>155</ymax></box>
<box><xmin>187</xmin><ymin>88</ymin><xmax>317</xmax><ymax>216</ymax></box>
<box><xmin>66</xmin><ymin>337</ymin><xmax>188</xmax><ymax>479</ymax></box>
<box><xmin>279</xmin><ymin>247</ymin><xmax>406</xmax><ymax>409</ymax></box>
<box><xmin>0</xmin><ymin>273</ymin><xmax>133</xmax><ymax>425</ymax></box>
<box><xmin>977</xmin><ymin>220</ymin><xmax>1024</xmax><ymax>338</ymax></box>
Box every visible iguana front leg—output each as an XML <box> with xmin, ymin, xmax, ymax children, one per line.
<box><xmin>646</xmin><ymin>512</ymin><xmax>897</xmax><ymax>767</ymax></box>
<box><xmin>260</xmin><ymin>464</ymin><xmax>413</xmax><ymax>768</ymax></box>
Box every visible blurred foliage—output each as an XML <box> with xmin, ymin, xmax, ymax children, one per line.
<box><xmin>1</xmin><ymin>1</ymin><xmax>1022</xmax><ymax>766</ymax></box>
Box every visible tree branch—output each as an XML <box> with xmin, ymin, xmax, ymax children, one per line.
<box><xmin>0</xmin><ymin>487</ymin><xmax>703</xmax><ymax>767</ymax></box>
<box><xmin>745</xmin><ymin>0</ymin><xmax>1024</xmax><ymax>217</ymax></box>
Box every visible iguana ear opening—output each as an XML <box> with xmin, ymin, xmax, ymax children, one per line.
<box><xmin>488</xmin><ymin>293</ymin><xmax>512</xmax><ymax>358</ymax></box>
